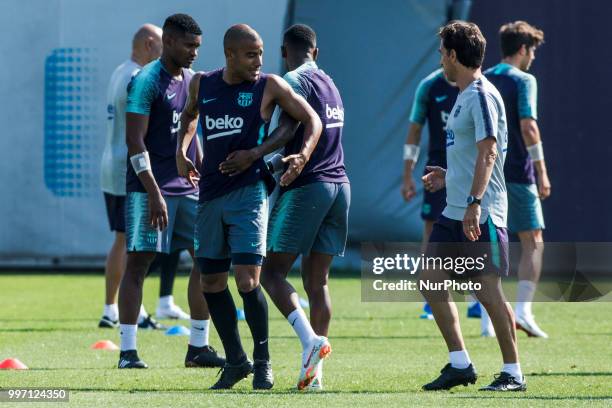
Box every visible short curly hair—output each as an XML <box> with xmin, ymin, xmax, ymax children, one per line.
<box><xmin>438</xmin><ymin>21</ymin><xmax>486</xmax><ymax>69</ymax></box>
<box><xmin>284</xmin><ymin>24</ymin><xmax>317</xmax><ymax>52</ymax></box>
<box><xmin>163</xmin><ymin>13</ymin><xmax>202</xmax><ymax>36</ymax></box>
<box><xmin>499</xmin><ymin>21</ymin><xmax>544</xmax><ymax>57</ymax></box>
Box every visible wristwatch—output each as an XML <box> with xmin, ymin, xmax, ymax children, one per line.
<box><xmin>467</xmin><ymin>195</ymin><xmax>481</xmax><ymax>206</ymax></box>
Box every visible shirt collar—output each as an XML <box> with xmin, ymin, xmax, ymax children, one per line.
<box><xmin>295</xmin><ymin>60</ymin><xmax>318</xmax><ymax>73</ymax></box>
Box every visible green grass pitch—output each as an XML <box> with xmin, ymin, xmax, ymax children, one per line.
<box><xmin>0</xmin><ymin>273</ymin><xmax>610</xmax><ymax>407</ymax></box>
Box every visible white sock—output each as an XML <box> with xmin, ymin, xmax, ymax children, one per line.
<box><xmin>158</xmin><ymin>295</ymin><xmax>174</xmax><ymax>309</ymax></box>
<box><xmin>137</xmin><ymin>304</ymin><xmax>148</xmax><ymax>324</ymax></box>
<box><xmin>103</xmin><ymin>304</ymin><xmax>118</xmax><ymax>321</ymax></box>
<box><xmin>288</xmin><ymin>309</ymin><xmax>317</xmax><ymax>351</ymax></box>
<box><xmin>189</xmin><ymin>319</ymin><xmax>210</xmax><ymax>347</ymax></box>
<box><xmin>120</xmin><ymin>324</ymin><xmax>137</xmax><ymax>351</ymax></box>
<box><xmin>502</xmin><ymin>363</ymin><xmax>522</xmax><ymax>380</ymax></box>
<box><xmin>449</xmin><ymin>350</ymin><xmax>471</xmax><ymax>369</ymax></box>
<box><xmin>515</xmin><ymin>280</ymin><xmax>536</xmax><ymax>317</ymax></box>
<box><xmin>480</xmin><ymin>306</ymin><xmax>495</xmax><ymax>335</ymax></box>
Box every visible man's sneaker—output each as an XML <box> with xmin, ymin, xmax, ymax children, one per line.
<box><xmin>156</xmin><ymin>304</ymin><xmax>190</xmax><ymax>320</ymax></box>
<box><xmin>420</xmin><ymin>302</ymin><xmax>434</xmax><ymax>320</ymax></box>
<box><xmin>305</xmin><ymin>362</ymin><xmax>323</xmax><ymax>392</ymax></box>
<box><xmin>479</xmin><ymin>372</ymin><xmax>527</xmax><ymax>391</ymax></box>
<box><xmin>422</xmin><ymin>363</ymin><xmax>477</xmax><ymax>391</ymax></box>
<box><xmin>515</xmin><ymin>314</ymin><xmax>548</xmax><ymax>338</ymax></box>
<box><xmin>252</xmin><ymin>359</ymin><xmax>274</xmax><ymax>390</ymax></box>
<box><xmin>137</xmin><ymin>314</ymin><xmax>166</xmax><ymax>330</ymax></box>
<box><xmin>185</xmin><ymin>345</ymin><xmax>226</xmax><ymax>368</ymax></box>
<box><xmin>210</xmin><ymin>360</ymin><xmax>253</xmax><ymax>390</ymax></box>
<box><xmin>467</xmin><ymin>302</ymin><xmax>482</xmax><ymax>318</ymax></box>
<box><xmin>98</xmin><ymin>315</ymin><xmax>118</xmax><ymax>329</ymax></box>
<box><xmin>298</xmin><ymin>336</ymin><xmax>332</xmax><ymax>390</ymax></box>
<box><xmin>117</xmin><ymin>350</ymin><xmax>148</xmax><ymax>369</ymax></box>
<box><xmin>307</xmin><ymin>375</ymin><xmax>323</xmax><ymax>391</ymax></box>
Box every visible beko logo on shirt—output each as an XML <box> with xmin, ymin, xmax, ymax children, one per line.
<box><xmin>205</xmin><ymin>115</ymin><xmax>244</xmax><ymax>140</ymax></box>
<box><xmin>173</xmin><ymin>110</ymin><xmax>181</xmax><ymax>125</ymax></box>
<box><xmin>171</xmin><ymin>110</ymin><xmax>182</xmax><ymax>134</ymax></box>
<box><xmin>326</xmin><ymin>104</ymin><xmax>344</xmax><ymax>121</ymax></box>
<box><xmin>325</xmin><ymin>104</ymin><xmax>344</xmax><ymax>129</ymax></box>
<box><xmin>205</xmin><ymin>115</ymin><xmax>244</xmax><ymax>130</ymax></box>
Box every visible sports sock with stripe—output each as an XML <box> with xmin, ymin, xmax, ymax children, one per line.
<box><xmin>203</xmin><ymin>287</ymin><xmax>247</xmax><ymax>365</ymax></box>
<box><xmin>287</xmin><ymin>308</ymin><xmax>317</xmax><ymax>351</ymax></box>
<box><xmin>190</xmin><ymin>319</ymin><xmax>210</xmax><ymax>347</ymax></box>
<box><xmin>120</xmin><ymin>324</ymin><xmax>137</xmax><ymax>351</ymax></box>
<box><xmin>239</xmin><ymin>285</ymin><xmax>270</xmax><ymax>361</ymax></box>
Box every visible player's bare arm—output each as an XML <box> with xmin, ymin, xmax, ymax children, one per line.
<box><xmin>264</xmin><ymin>74</ymin><xmax>322</xmax><ymax>186</ymax></box>
<box><xmin>464</xmin><ymin>136</ymin><xmax>498</xmax><ymax>241</ymax></box>
<box><xmin>176</xmin><ymin>72</ymin><xmax>202</xmax><ymax>187</ymax></box>
<box><xmin>126</xmin><ymin>112</ymin><xmax>168</xmax><ymax>230</ymax></box>
<box><xmin>218</xmin><ymin>111</ymin><xmax>300</xmax><ymax>177</ymax></box>
<box><xmin>195</xmin><ymin>134</ymin><xmax>203</xmax><ymax>170</ymax></box>
<box><xmin>402</xmin><ymin>122</ymin><xmax>423</xmax><ymax>201</ymax></box>
<box><xmin>520</xmin><ymin>117</ymin><xmax>551</xmax><ymax>199</ymax></box>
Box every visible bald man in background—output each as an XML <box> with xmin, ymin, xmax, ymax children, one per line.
<box><xmin>100</xmin><ymin>24</ymin><xmax>190</xmax><ymax>329</ymax></box>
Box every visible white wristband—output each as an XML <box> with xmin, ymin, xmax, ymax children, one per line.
<box><xmin>403</xmin><ymin>144</ymin><xmax>420</xmax><ymax>162</ymax></box>
<box><xmin>130</xmin><ymin>151</ymin><xmax>151</xmax><ymax>175</ymax></box>
<box><xmin>527</xmin><ymin>142</ymin><xmax>544</xmax><ymax>162</ymax></box>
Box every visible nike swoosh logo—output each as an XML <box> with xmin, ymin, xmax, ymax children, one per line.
<box><xmin>289</xmin><ymin>317</ymin><xmax>298</xmax><ymax>327</ymax></box>
<box><xmin>303</xmin><ymin>347</ymin><xmax>316</xmax><ymax>368</ymax></box>
<box><xmin>259</xmin><ymin>339</ymin><xmax>268</xmax><ymax>345</ymax></box>
<box><xmin>435</xmin><ymin>95</ymin><xmax>448</xmax><ymax>103</ymax></box>
<box><xmin>250</xmin><ymin>242</ymin><xmax>259</xmax><ymax>247</ymax></box>
<box><xmin>166</xmin><ymin>93</ymin><xmax>177</xmax><ymax>100</ymax></box>
<box><xmin>201</xmin><ymin>97</ymin><xmax>217</xmax><ymax>104</ymax></box>
<box><xmin>193</xmin><ymin>327</ymin><xmax>205</xmax><ymax>331</ymax></box>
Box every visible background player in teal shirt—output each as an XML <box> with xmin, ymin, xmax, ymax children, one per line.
<box><xmin>485</xmin><ymin>21</ymin><xmax>549</xmax><ymax>338</ymax></box>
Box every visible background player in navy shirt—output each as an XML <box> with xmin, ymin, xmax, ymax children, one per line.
<box><xmin>402</xmin><ymin>68</ymin><xmax>457</xmax><ymax>238</ymax></box>
<box><xmin>260</xmin><ymin>24</ymin><xmax>349</xmax><ymax>391</ymax></box>
<box><xmin>118</xmin><ymin>14</ymin><xmax>224</xmax><ymax>370</ymax></box>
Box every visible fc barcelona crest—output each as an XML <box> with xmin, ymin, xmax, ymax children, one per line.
<box><xmin>237</xmin><ymin>92</ymin><xmax>253</xmax><ymax>107</ymax></box>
